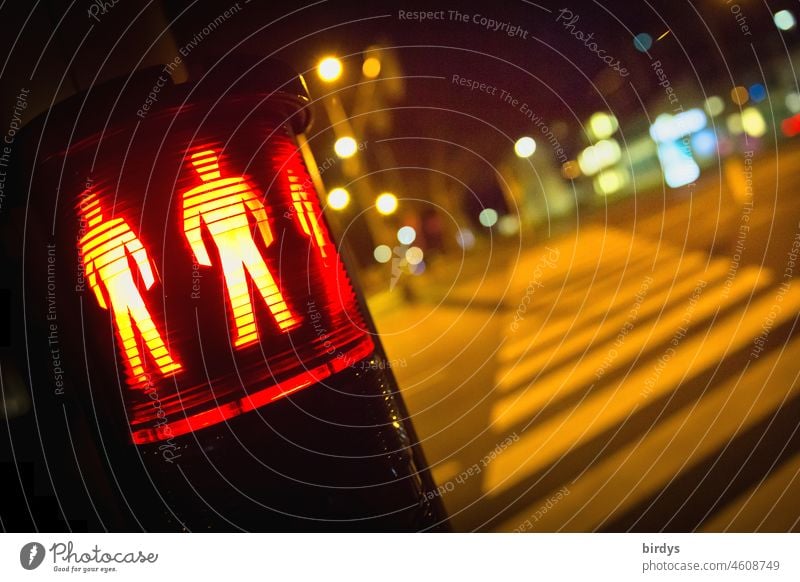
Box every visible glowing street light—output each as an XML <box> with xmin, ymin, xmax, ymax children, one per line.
<box><xmin>334</xmin><ymin>136</ymin><xmax>358</xmax><ymax>159</ymax></box>
<box><xmin>317</xmin><ymin>57</ymin><xmax>343</xmax><ymax>82</ymax></box>
<box><xmin>375</xmin><ymin>192</ymin><xmax>398</xmax><ymax>215</ymax></box>
<box><xmin>327</xmin><ymin>187</ymin><xmax>350</xmax><ymax>210</ymax></box>
<box><xmin>514</xmin><ymin>136</ymin><xmax>536</xmax><ymax>158</ymax></box>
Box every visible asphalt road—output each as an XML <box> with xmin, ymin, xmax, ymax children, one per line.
<box><xmin>368</xmin><ymin>146</ymin><xmax>800</xmax><ymax>532</ymax></box>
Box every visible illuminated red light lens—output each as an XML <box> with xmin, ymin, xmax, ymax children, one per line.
<box><xmin>76</xmin><ymin>129</ymin><xmax>374</xmax><ymax>445</ymax></box>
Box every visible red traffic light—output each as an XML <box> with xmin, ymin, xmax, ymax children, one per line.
<box><xmin>75</xmin><ymin>130</ymin><xmax>374</xmax><ymax>445</ymax></box>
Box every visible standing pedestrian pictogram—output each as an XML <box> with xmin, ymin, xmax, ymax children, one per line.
<box><xmin>287</xmin><ymin>169</ymin><xmax>329</xmax><ymax>258</ymax></box>
<box><xmin>78</xmin><ymin>193</ymin><xmax>182</xmax><ymax>384</ymax></box>
<box><xmin>181</xmin><ymin>149</ymin><xmax>300</xmax><ymax>348</ymax></box>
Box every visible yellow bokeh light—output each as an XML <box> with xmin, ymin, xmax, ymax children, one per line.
<box><xmin>594</xmin><ymin>168</ymin><xmax>628</xmax><ymax>195</ymax></box>
<box><xmin>362</xmin><ymin>57</ymin><xmax>381</xmax><ymax>78</ymax></box>
<box><xmin>578</xmin><ymin>138</ymin><xmax>621</xmax><ymax>176</ymax></box>
<box><xmin>589</xmin><ymin>112</ymin><xmax>618</xmax><ymax>139</ymax></box>
<box><xmin>334</xmin><ymin>136</ymin><xmax>358</xmax><ymax>158</ymax></box>
<box><xmin>317</xmin><ymin>57</ymin><xmax>343</xmax><ymax>82</ymax></box>
<box><xmin>375</xmin><ymin>192</ymin><xmax>398</xmax><ymax>215</ymax></box>
<box><xmin>327</xmin><ymin>187</ymin><xmax>350</xmax><ymax>210</ymax></box>
<box><xmin>741</xmin><ymin>107</ymin><xmax>767</xmax><ymax>137</ymax></box>
<box><xmin>405</xmin><ymin>246</ymin><xmax>424</xmax><ymax>265</ymax></box>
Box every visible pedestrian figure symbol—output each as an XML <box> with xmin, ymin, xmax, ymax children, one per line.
<box><xmin>181</xmin><ymin>149</ymin><xmax>300</xmax><ymax>348</ymax></box>
<box><xmin>78</xmin><ymin>193</ymin><xmax>181</xmax><ymax>384</ymax></box>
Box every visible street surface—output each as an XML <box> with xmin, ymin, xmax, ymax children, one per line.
<box><xmin>368</xmin><ymin>147</ymin><xmax>800</xmax><ymax>531</ymax></box>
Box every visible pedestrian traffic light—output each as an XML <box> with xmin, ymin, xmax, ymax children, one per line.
<box><xmin>74</xmin><ymin>129</ymin><xmax>378</xmax><ymax>448</ymax></box>
<box><xmin>15</xmin><ymin>58</ymin><xmax>447</xmax><ymax>531</ymax></box>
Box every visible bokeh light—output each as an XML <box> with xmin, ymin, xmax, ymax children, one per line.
<box><xmin>633</xmin><ymin>33</ymin><xmax>653</xmax><ymax>52</ymax></box>
<box><xmin>727</xmin><ymin>113</ymin><xmax>744</xmax><ymax>135</ymax></box>
<box><xmin>327</xmin><ymin>187</ymin><xmax>350</xmax><ymax>210</ymax></box>
<box><xmin>405</xmin><ymin>246</ymin><xmax>424</xmax><ymax>265</ymax></box>
<box><xmin>362</xmin><ymin>57</ymin><xmax>381</xmax><ymax>78</ymax></box>
<box><xmin>594</xmin><ymin>168</ymin><xmax>628</xmax><ymax>195</ymax></box>
<box><xmin>561</xmin><ymin>160</ymin><xmax>581</xmax><ymax>180</ymax></box>
<box><xmin>514</xmin><ymin>136</ymin><xmax>536</xmax><ymax>158</ymax></box>
<box><xmin>397</xmin><ymin>226</ymin><xmax>416</xmax><ymax>245</ymax></box>
<box><xmin>578</xmin><ymin>138</ymin><xmax>622</xmax><ymax>175</ymax></box>
<box><xmin>731</xmin><ymin>86</ymin><xmax>750</xmax><ymax>106</ymax></box>
<box><xmin>589</xmin><ymin>112</ymin><xmax>619</xmax><ymax>139</ymax></box>
<box><xmin>317</xmin><ymin>56</ymin><xmax>343</xmax><ymax>82</ymax></box>
<box><xmin>334</xmin><ymin>136</ymin><xmax>358</xmax><ymax>158</ymax></box>
<box><xmin>478</xmin><ymin>208</ymin><xmax>499</xmax><ymax>227</ymax></box>
<box><xmin>373</xmin><ymin>245</ymin><xmax>392</xmax><ymax>263</ymax></box>
<box><xmin>748</xmin><ymin>84</ymin><xmax>767</xmax><ymax>103</ymax></box>
<box><xmin>497</xmin><ymin>215</ymin><xmax>520</xmax><ymax>236</ymax></box>
<box><xmin>375</xmin><ymin>192</ymin><xmax>398</xmax><ymax>215</ymax></box>
<box><xmin>703</xmin><ymin>96</ymin><xmax>725</xmax><ymax>117</ymax></box>
<box><xmin>781</xmin><ymin>114</ymin><xmax>800</xmax><ymax>137</ymax></box>
<box><xmin>691</xmin><ymin>129</ymin><xmax>718</xmax><ymax>158</ymax></box>
<box><xmin>774</xmin><ymin>10</ymin><xmax>796</xmax><ymax>31</ymax></box>
<box><xmin>742</xmin><ymin>107</ymin><xmax>767</xmax><ymax>137</ymax></box>
<box><xmin>649</xmin><ymin>110</ymin><xmax>707</xmax><ymax>143</ymax></box>
<box><xmin>456</xmin><ymin>228</ymin><xmax>476</xmax><ymax>249</ymax></box>
<box><xmin>657</xmin><ymin>142</ymin><xmax>700</xmax><ymax>188</ymax></box>
<box><xmin>785</xmin><ymin>92</ymin><xmax>800</xmax><ymax>113</ymax></box>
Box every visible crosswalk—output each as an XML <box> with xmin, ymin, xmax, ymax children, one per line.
<box><xmin>462</xmin><ymin>226</ymin><xmax>800</xmax><ymax>531</ymax></box>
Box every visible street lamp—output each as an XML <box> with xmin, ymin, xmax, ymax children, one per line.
<box><xmin>317</xmin><ymin>56</ymin><xmax>343</xmax><ymax>82</ymax></box>
<box><xmin>375</xmin><ymin>192</ymin><xmax>398</xmax><ymax>215</ymax></box>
